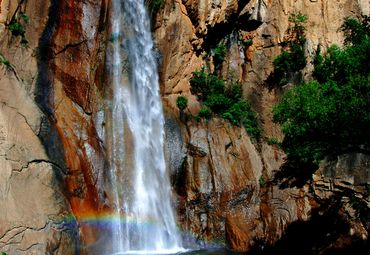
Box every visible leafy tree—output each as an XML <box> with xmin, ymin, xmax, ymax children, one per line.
<box><xmin>273</xmin><ymin>16</ymin><xmax>370</xmax><ymax>167</ymax></box>
<box><xmin>176</xmin><ymin>96</ymin><xmax>188</xmax><ymax>111</ymax></box>
<box><xmin>340</xmin><ymin>16</ymin><xmax>370</xmax><ymax>46</ymax></box>
<box><xmin>270</xmin><ymin>12</ymin><xmax>308</xmax><ymax>86</ymax></box>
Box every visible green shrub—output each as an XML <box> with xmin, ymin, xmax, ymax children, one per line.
<box><xmin>9</xmin><ymin>20</ymin><xmax>25</xmax><ymax>37</ymax></box>
<box><xmin>267</xmin><ymin>137</ymin><xmax>280</xmax><ymax>146</ymax></box>
<box><xmin>288</xmin><ymin>12</ymin><xmax>308</xmax><ymax>45</ymax></box>
<box><xmin>271</xmin><ymin>12</ymin><xmax>307</xmax><ymax>86</ymax></box>
<box><xmin>259</xmin><ymin>176</ymin><xmax>266</xmax><ymax>187</ymax></box>
<box><xmin>213</xmin><ymin>43</ymin><xmax>227</xmax><ymax>67</ymax></box>
<box><xmin>19</xmin><ymin>11</ymin><xmax>29</xmax><ymax>23</ymax></box>
<box><xmin>340</xmin><ymin>16</ymin><xmax>370</xmax><ymax>46</ymax></box>
<box><xmin>190</xmin><ymin>68</ymin><xmax>225</xmax><ymax>100</ymax></box>
<box><xmin>225</xmin><ymin>83</ymin><xmax>242</xmax><ymax>100</ymax></box>
<box><xmin>0</xmin><ymin>53</ymin><xmax>12</xmax><ymax>69</ymax></box>
<box><xmin>7</xmin><ymin>11</ymin><xmax>29</xmax><ymax>44</ymax></box>
<box><xmin>190</xmin><ymin>68</ymin><xmax>211</xmax><ymax>100</ymax></box>
<box><xmin>190</xmin><ymin>69</ymin><xmax>261</xmax><ymax>140</ymax></box>
<box><xmin>243</xmin><ymin>39</ymin><xmax>253</xmax><ymax>48</ymax></box>
<box><xmin>198</xmin><ymin>107</ymin><xmax>212</xmax><ymax>120</ymax></box>
<box><xmin>204</xmin><ymin>93</ymin><xmax>232</xmax><ymax>113</ymax></box>
<box><xmin>222</xmin><ymin>100</ymin><xmax>251</xmax><ymax>125</ymax></box>
<box><xmin>176</xmin><ymin>95</ymin><xmax>188</xmax><ymax>111</ymax></box>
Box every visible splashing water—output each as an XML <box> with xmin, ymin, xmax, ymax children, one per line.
<box><xmin>107</xmin><ymin>0</ymin><xmax>183</xmax><ymax>254</ymax></box>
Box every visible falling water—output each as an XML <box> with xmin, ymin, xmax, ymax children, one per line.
<box><xmin>108</xmin><ymin>0</ymin><xmax>183</xmax><ymax>254</ymax></box>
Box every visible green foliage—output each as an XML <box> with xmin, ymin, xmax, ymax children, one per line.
<box><xmin>176</xmin><ymin>96</ymin><xmax>188</xmax><ymax>111</ymax></box>
<box><xmin>190</xmin><ymin>68</ymin><xmax>225</xmax><ymax>100</ymax></box>
<box><xmin>243</xmin><ymin>39</ymin><xmax>253</xmax><ymax>48</ymax></box>
<box><xmin>0</xmin><ymin>53</ymin><xmax>13</xmax><ymax>71</ymax></box>
<box><xmin>259</xmin><ymin>176</ymin><xmax>266</xmax><ymax>187</ymax></box>
<box><xmin>213</xmin><ymin>43</ymin><xmax>227</xmax><ymax>67</ymax></box>
<box><xmin>273</xmin><ymin>44</ymin><xmax>306</xmax><ymax>85</ymax></box>
<box><xmin>340</xmin><ymin>16</ymin><xmax>370</xmax><ymax>46</ymax></box>
<box><xmin>150</xmin><ymin>0</ymin><xmax>164</xmax><ymax>13</ymax></box>
<box><xmin>9</xmin><ymin>20</ymin><xmax>25</xmax><ymax>36</ymax></box>
<box><xmin>314</xmin><ymin>17</ymin><xmax>369</xmax><ymax>84</ymax></box>
<box><xmin>198</xmin><ymin>107</ymin><xmax>212</xmax><ymax>120</ymax></box>
<box><xmin>1</xmin><ymin>252</ymin><xmax>8</xmax><ymax>255</ymax></box>
<box><xmin>350</xmin><ymin>193</ymin><xmax>370</xmax><ymax>222</ymax></box>
<box><xmin>273</xmin><ymin>16</ymin><xmax>370</xmax><ymax>166</ymax></box>
<box><xmin>190</xmin><ymin>70</ymin><xmax>261</xmax><ymax>140</ymax></box>
<box><xmin>7</xmin><ymin>11</ymin><xmax>29</xmax><ymax>44</ymax></box>
<box><xmin>205</xmin><ymin>93</ymin><xmax>232</xmax><ymax>113</ymax></box>
<box><xmin>222</xmin><ymin>100</ymin><xmax>261</xmax><ymax>140</ymax></box>
<box><xmin>225</xmin><ymin>83</ymin><xmax>243</xmax><ymax>100</ymax></box>
<box><xmin>19</xmin><ymin>11</ymin><xmax>29</xmax><ymax>23</ymax></box>
<box><xmin>288</xmin><ymin>12</ymin><xmax>308</xmax><ymax>45</ymax></box>
<box><xmin>267</xmin><ymin>137</ymin><xmax>280</xmax><ymax>146</ymax></box>
<box><xmin>271</xmin><ymin>12</ymin><xmax>307</xmax><ymax>86</ymax></box>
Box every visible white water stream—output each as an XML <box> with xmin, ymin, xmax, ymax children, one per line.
<box><xmin>107</xmin><ymin>0</ymin><xmax>183</xmax><ymax>254</ymax></box>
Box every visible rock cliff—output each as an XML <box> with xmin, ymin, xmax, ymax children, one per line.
<box><xmin>0</xmin><ymin>0</ymin><xmax>109</xmax><ymax>254</ymax></box>
<box><xmin>155</xmin><ymin>0</ymin><xmax>369</xmax><ymax>251</ymax></box>
<box><xmin>0</xmin><ymin>0</ymin><xmax>368</xmax><ymax>254</ymax></box>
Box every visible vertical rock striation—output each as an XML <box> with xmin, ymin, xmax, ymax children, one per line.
<box><xmin>0</xmin><ymin>0</ymin><xmax>79</xmax><ymax>254</ymax></box>
<box><xmin>1</xmin><ymin>0</ymin><xmax>110</xmax><ymax>253</ymax></box>
<box><xmin>156</xmin><ymin>0</ymin><xmax>369</xmax><ymax>251</ymax></box>
<box><xmin>0</xmin><ymin>0</ymin><xmax>369</xmax><ymax>253</ymax></box>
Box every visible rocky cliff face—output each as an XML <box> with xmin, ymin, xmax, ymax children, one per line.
<box><xmin>155</xmin><ymin>0</ymin><xmax>369</xmax><ymax>251</ymax></box>
<box><xmin>0</xmin><ymin>0</ymin><xmax>109</xmax><ymax>254</ymax></box>
<box><xmin>0</xmin><ymin>0</ymin><xmax>369</xmax><ymax>254</ymax></box>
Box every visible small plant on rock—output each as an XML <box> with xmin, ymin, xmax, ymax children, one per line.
<box><xmin>213</xmin><ymin>43</ymin><xmax>227</xmax><ymax>67</ymax></box>
<box><xmin>198</xmin><ymin>107</ymin><xmax>212</xmax><ymax>120</ymax></box>
<box><xmin>243</xmin><ymin>39</ymin><xmax>253</xmax><ymax>48</ymax></box>
<box><xmin>7</xmin><ymin>11</ymin><xmax>29</xmax><ymax>44</ymax></box>
<box><xmin>259</xmin><ymin>176</ymin><xmax>266</xmax><ymax>187</ymax></box>
<box><xmin>0</xmin><ymin>53</ymin><xmax>12</xmax><ymax>70</ymax></box>
<box><xmin>267</xmin><ymin>137</ymin><xmax>280</xmax><ymax>146</ymax></box>
<box><xmin>176</xmin><ymin>95</ymin><xmax>188</xmax><ymax>111</ymax></box>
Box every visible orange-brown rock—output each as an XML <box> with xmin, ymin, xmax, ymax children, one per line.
<box><xmin>1</xmin><ymin>0</ymin><xmax>110</xmax><ymax>253</ymax></box>
<box><xmin>46</xmin><ymin>0</ymin><xmax>110</xmax><ymax>248</ymax></box>
<box><xmin>157</xmin><ymin>0</ymin><xmax>369</xmax><ymax>251</ymax></box>
<box><xmin>0</xmin><ymin>0</ymin><xmax>78</xmax><ymax>254</ymax></box>
<box><xmin>1</xmin><ymin>0</ymin><xmax>369</xmax><ymax>253</ymax></box>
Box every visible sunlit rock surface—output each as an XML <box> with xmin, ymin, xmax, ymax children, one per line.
<box><xmin>0</xmin><ymin>0</ymin><xmax>368</xmax><ymax>253</ymax></box>
<box><xmin>156</xmin><ymin>0</ymin><xmax>369</xmax><ymax>251</ymax></box>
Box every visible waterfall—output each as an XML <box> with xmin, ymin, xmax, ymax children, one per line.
<box><xmin>107</xmin><ymin>0</ymin><xmax>183</xmax><ymax>254</ymax></box>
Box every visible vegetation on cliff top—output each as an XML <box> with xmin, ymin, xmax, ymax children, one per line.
<box><xmin>273</xmin><ymin>16</ymin><xmax>370</xmax><ymax>167</ymax></box>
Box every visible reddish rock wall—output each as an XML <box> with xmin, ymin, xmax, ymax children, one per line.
<box><xmin>156</xmin><ymin>0</ymin><xmax>369</xmax><ymax>251</ymax></box>
<box><xmin>0</xmin><ymin>0</ymin><xmax>368</xmax><ymax>254</ymax></box>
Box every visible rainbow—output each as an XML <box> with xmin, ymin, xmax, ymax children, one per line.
<box><xmin>62</xmin><ymin>211</ymin><xmax>176</xmax><ymax>229</ymax></box>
